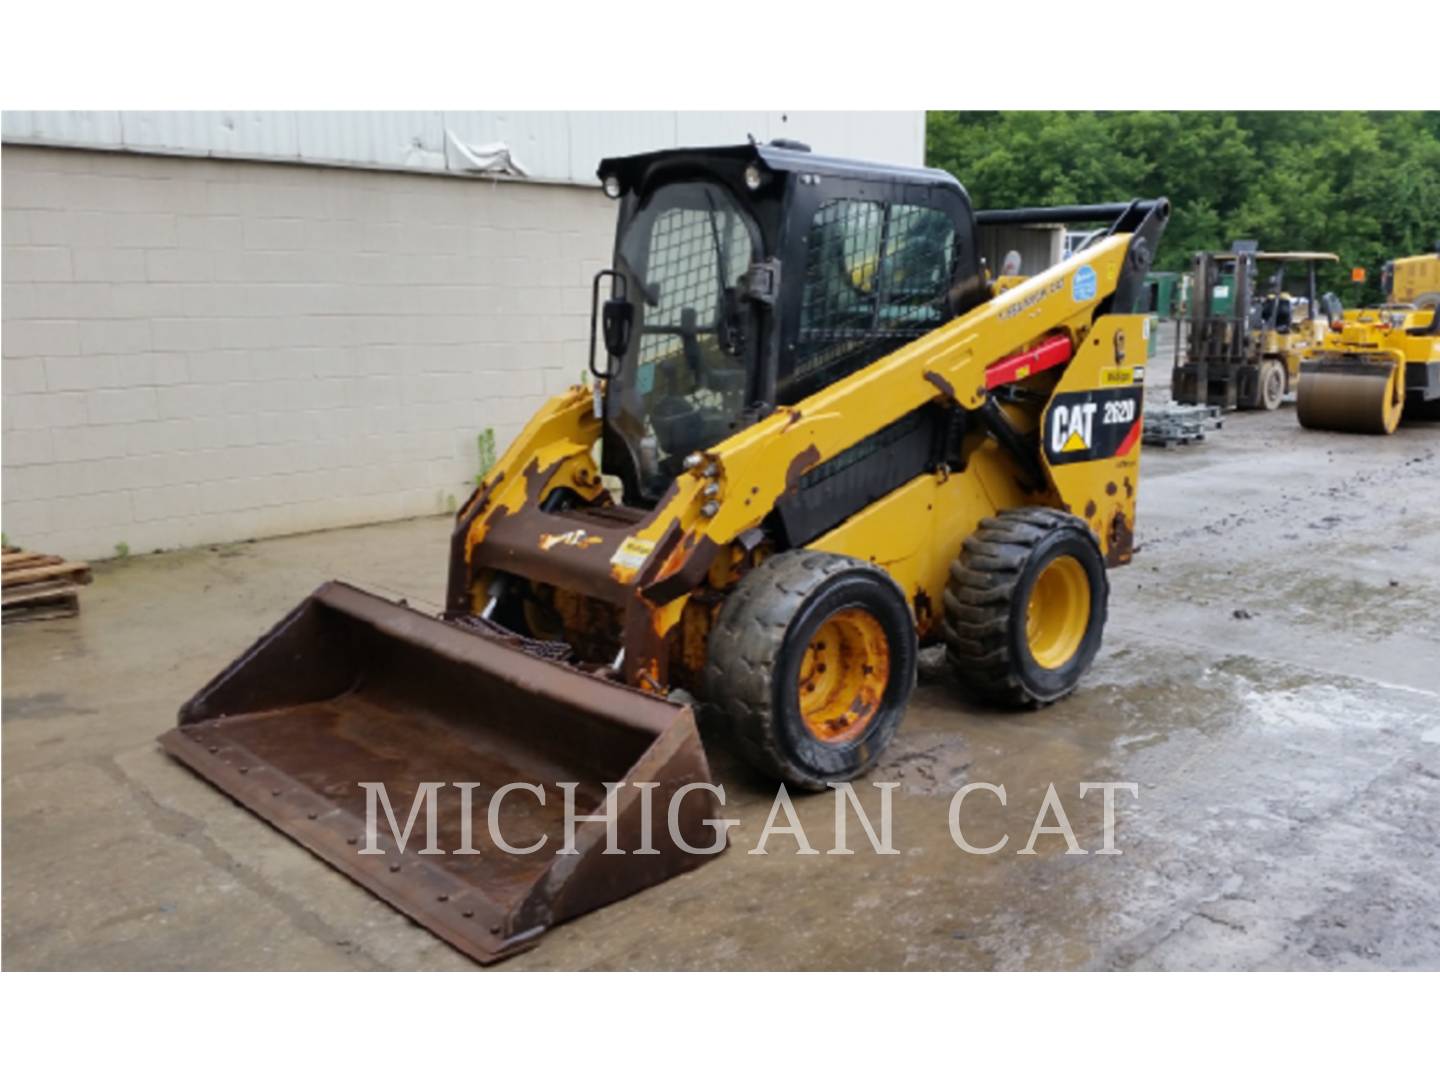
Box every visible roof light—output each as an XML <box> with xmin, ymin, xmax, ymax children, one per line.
<box><xmin>744</xmin><ymin>164</ymin><xmax>766</xmax><ymax>191</ymax></box>
<box><xmin>602</xmin><ymin>175</ymin><xmax>622</xmax><ymax>199</ymax></box>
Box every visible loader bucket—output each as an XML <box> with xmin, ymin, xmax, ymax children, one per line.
<box><xmin>158</xmin><ymin>581</ymin><xmax>722</xmax><ymax>964</ymax></box>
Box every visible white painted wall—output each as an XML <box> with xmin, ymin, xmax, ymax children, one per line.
<box><xmin>2</xmin><ymin>145</ymin><xmax>612</xmax><ymax>559</ymax></box>
<box><xmin>1</xmin><ymin>112</ymin><xmax>927</xmax><ymax>561</ymax></box>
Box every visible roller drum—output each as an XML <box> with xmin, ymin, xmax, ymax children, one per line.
<box><xmin>1297</xmin><ymin>358</ymin><xmax>1403</xmax><ymax>435</ymax></box>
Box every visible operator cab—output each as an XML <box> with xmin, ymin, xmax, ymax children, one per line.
<box><xmin>1257</xmin><ymin>293</ymin><xmax>1296</xmax><ymax>332</ymax></box>
<box><xmin>593</xmin><ymin>142</ymin><xmax>987</xmax><ymax>504</ymax></box>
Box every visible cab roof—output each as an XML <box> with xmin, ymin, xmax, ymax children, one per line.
<box><xmin>597</xmin><ymin>142</ymin><xmax>968</xmax><ymax>200</ymax></box>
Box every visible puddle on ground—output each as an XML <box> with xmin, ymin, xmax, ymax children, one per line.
<box><xmin>1</xmin><ymin>693</ymin><xmax>97</xmax><ymax>721</ymax></box>
<box><xmin>1132</xmin><ymin>564</ymin><xmax>1440</xmax><ymax>643</ymax></box>
<box><xmin>872</xmin><ymin>729</ymin><xmax>973</xmax><ymax>796</ymax></box>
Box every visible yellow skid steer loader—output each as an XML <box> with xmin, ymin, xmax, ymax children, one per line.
<box><xmin>162</xmin><ymin>142</ymin><xmax>1169</xmax><ymax>962</ymax></box>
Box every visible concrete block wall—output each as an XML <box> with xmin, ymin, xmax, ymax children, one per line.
<box><xmin>2</xmin><ymin>145</ymin><xmax>612</xmax><ymax>560</ymax></box>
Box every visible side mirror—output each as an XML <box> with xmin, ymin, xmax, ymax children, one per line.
<box><xmin>589</xmin><ymin>269</ymin><xmax>631</xmax><ymax>378</ymax></box>
<box><xmin>602</xmin><ymin>298</ymin><xmax>633</xmax><ymax>361</ymax></box>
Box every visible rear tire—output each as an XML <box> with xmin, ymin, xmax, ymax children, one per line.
<box><xmin>705</xmin><ymin>551</ymin><xmax>918</xmax><ymax>791</ymax></box>
<box><xmin>943</xmin><ymin>508</ymin><xmax>1108</xmax><ymax>707</ymax></box>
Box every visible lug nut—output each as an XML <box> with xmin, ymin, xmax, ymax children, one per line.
<box><xmin>703</xmin><ymin>482</ymin><xmax>719</xmax><ymax>497</ymax></box>
<box><xmin>701</xmin><ymin>501</ymin><xmax>719</xmax><ymax>517</ymax></box>
<box><xmin>683</xmin><ymin>452</ymin><xmax>704</xmax><ymax>470</ymax></box>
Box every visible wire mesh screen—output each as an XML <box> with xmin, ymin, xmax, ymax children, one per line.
<box><xmin>639</xmin><ymin>206</ymin><xmax>751</xmax><ymax>369</ymax></box>
<box><xmin>787</xmin><ymin>198</ymin><xmax>957</xmax><ymax>401</ymax></box>
<box><xmin>613</xmin><ymin>183</ymin><xmax>757</xmax><ymax>497</ymax></box>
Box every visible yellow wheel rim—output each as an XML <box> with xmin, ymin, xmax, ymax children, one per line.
<box><xmin>1382</xmin><ymin>363</ymin><xmax>1404</xmax><ymax>434</ymax></box>
<box><xmin>1025</xmin><ymin>555</ymin><xmax>1090</xmax><ymax>670</ymax></box>
<box><xmin>797</xmin><ymin>608</ymin><xmax>890</xmax><ymax>744</ymax></box>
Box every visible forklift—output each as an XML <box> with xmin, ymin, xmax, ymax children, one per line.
<box><xmin>1173</xmin><ymin>247</ymin><xmax>1340</xmax><ymax>411</ymax></box>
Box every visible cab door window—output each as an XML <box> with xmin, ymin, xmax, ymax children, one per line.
<box><xmin>785</xmin><ymin>198</ymin><xmax>956</xmax><ymax>402</ymax></box>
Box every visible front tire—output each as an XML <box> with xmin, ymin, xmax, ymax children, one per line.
<box><xmin>1259</xmin><ymin>359</ymin><xmax>1286</xmax><ymax>411</ymax></box>
<box><xmin>705</xmin><ymin>551</ymin><xmax>918</xmax><ymax>791</ymax></box>
<box><xmin>943</xmin><ymin>508</ymin><xmax>1108</xmax><ymax>707</ymax></box>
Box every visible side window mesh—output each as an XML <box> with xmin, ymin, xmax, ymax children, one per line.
<box><xmin>787</xmin><ymin>198</ymin><xmax>956</xmax><ymax>401</ymax></box>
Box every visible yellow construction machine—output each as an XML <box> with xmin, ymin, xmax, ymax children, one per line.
<box><xmin>161</xmin><ymin>142</ymin><xmax>1169</xmax><ymax>962</ymax></box>
<box><xmin>1173</xmin><ymin>248</ymin><xmax>1340</xmax><ymax>411</ymax></box>
<box><xmin>1385</xmin><ymin>250</ymin><xmax>1440</xmax><ymax>309</ymax></box>
<box><xmin>1297</xmin><ymin>251</ymin><xmax>1440</xmax><ymax>434</ymax></box>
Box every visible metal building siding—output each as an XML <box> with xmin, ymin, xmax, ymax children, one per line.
<box><xmin>763</xmin><ymin>111</ymin><xmax>925</xmax><ymax>165</ymax></box>
<box><xmin>1</xmin><ymin>111</ymin><xmax>926</xmax><ymax>184</ymax></box>
<box><xmin>674</xmin><ymin>111</ymin><xmax>774</xmax><ymax>148</ymax></box>
<box><xmin>296</xmin><ymin>111</ymin><xmax>447</xmax><ymax>171</ymax></box>
<box><xmin>121</xmin><ymin>111</ymin><xmax>302</xmax><ymax>159</ymax></box>
<box><xmin>565</xmin><ymin>112</ymin><xmax>678</xmax><ymax>182</ymax></box>
<box><xmin>3</xmin><ymin>109</ymin><xmax>123</xmax><ymax>145</ymax></box>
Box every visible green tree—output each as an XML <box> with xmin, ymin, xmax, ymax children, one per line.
<box><xmin>926</xmin><ymin>111</ymin><xmax>1440</xmax><ymax>301</ymax></box>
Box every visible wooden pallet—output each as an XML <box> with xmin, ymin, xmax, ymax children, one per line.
<box><xmin>2</xmin><ymin>546</ymin><xmax>91</xmax><ymax>623</ymax></box>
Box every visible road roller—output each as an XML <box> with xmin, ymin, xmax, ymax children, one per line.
<box><xmin>1297</xmin><ymin>303</ymin><xmax>1440</xmax><ymax>434</ymax></box>
<box><xmin>1383</xmin><ymin>250</ymin><xmax>1440</xmax><ymax>310</ymax></box>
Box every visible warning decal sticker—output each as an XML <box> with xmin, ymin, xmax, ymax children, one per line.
<box><xmin>610</xmin><ymin>536</ymin><xmax>656</xmax><ymax>571</ymax></box>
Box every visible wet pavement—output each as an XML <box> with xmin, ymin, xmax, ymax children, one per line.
<box><xmin>4</xmin><ymin>345</ymin><xmax>1438</xmax><ymax>970</ymax></box>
